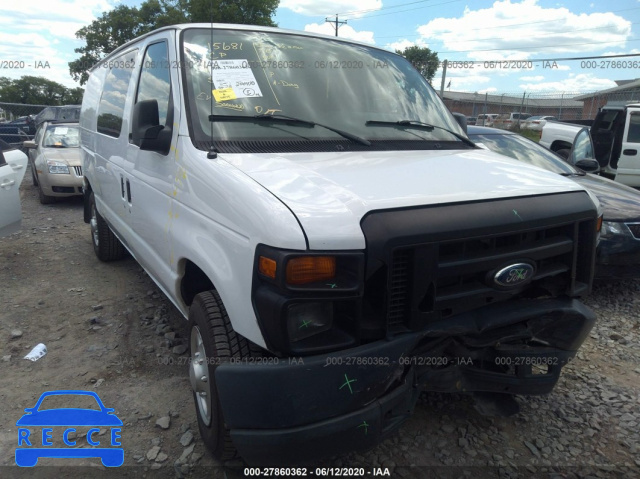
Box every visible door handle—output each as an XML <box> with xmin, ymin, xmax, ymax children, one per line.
<box><xmin>0</xmin><ymin>179</ymin><xmax>16</xmax><ymax>188</ymax></box>
<box><xmin>10</xmin><ymin>164</ymin><xmax>24</xmax><ymax>170</ymax></box>
<box><xmin>623</xmin><ymin>149</ymin><xmax>637</xmax><ymax>156</ymax></box>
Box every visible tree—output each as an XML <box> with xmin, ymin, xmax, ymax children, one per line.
<box><xmin>0</xmin><ymin>76</ymin><xmax>83</xmax><ymax>117</ymax></box>
<box><xmin>395</xmin><ymin>46</ymin><xmax>440</xmax><ymax>83</ymax></box>
<box><xmin>70</xmin><ymin>0</ymin><xmax>279</xmax><ymax>85</ymax></box>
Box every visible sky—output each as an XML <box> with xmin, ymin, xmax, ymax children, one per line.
<box><xmin>1</xmin><ymin>0</ymin><xmax>639</xmax><ymax>95</ymax></box>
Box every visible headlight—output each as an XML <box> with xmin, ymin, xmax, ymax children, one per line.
<box><xmin>600</xmin><ymin>221</ymin><xmax>631</xmax><ymax>239</ymax></box>
<box><xmin>47</xmin><ymin>160</ymin><xmax>70</xmax><ymax>174</ymax></box>
<box><xmin>253</xmin><ymin>245</ymin><xmax>364</xmax><ymax>355</ymax></box>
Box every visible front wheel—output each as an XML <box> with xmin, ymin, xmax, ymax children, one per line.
<box><xmin>189</xmin><ymin>290</ymin><xmax>261</xmax><ymax>460</ymax></box>
<box><xmin>89</xmin><ymin>191</ymin><xmax>126</xmax><ymax>261</ymax></box>
<box><xmin>555</xmin><ymin>148</ymin><xmax>571</xmax><ymax>160</ymax></box>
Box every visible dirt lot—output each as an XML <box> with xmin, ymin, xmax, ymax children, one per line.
<box><xmin>1</xmin><ymin>167</ymin><xmax>639</xmax><ymax>478</ymax></box>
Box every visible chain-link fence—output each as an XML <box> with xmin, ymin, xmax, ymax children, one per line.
<box><xmin>0</xmin><ymin>102</ymin><xmax>49</xmax><ymax>147</ymax></box>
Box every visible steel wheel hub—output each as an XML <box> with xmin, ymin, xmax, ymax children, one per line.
<box><xmin>90</xmin><ymin>204</ymin><xmax>99</xmax><ymax>247</ymax></box>
<box><xmin>190</xmin><ymin>326</ymin><xmax>212</xmax><ymax>426</ymax></box>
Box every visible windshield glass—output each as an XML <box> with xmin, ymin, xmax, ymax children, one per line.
<box><xmin>468</xmin><ymin>132</ymin><xmax>577</xmax><ymax>175</ymax></box>
<box><xmin>43</xmin><ymin>125</ymin><xmax>80</xmax><ymax>148</ymax></box>
<box><xmin>181</xmin><ymin>28</ymin><xmax>464</xmax><ymax>150</ymax></box>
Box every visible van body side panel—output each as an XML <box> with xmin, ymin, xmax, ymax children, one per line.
<box><xmin>169</xmin><ymin>138</ymin><xmax>307</xmax><ymax>344</ymax></box>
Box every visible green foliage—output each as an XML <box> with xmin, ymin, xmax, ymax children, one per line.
<box><xmin>70</xmin><ymin>0</ymin><xmax>279</xmax><ymax>85</ymax></box>
<box><xmin>0</xmin><ymin>76</ymin><xmax>83</xmax><ymax>114</ymax></box>
<box><xmin>395</xmin><ymin>46</ymin><xmax>440</xmax><ymax>83</ymax></box>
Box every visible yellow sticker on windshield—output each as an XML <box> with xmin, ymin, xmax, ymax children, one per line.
<box><xmin>212</xmin><ymin>88</ymin><xmax>237</xmax><ymax>102</ymax></box>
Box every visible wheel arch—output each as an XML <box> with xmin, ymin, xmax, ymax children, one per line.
<box><xmin>179</xmin><ymin>259</ymin><xmax>215</xmax><ymax>307</ymax></box>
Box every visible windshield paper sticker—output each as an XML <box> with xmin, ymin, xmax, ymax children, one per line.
<box><xmin>210</xmin><ymin>59</ymin><xmax>263</xmax><ymax>101</ymax></box>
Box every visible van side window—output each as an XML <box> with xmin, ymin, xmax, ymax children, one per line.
<box><xmin>97</xmin><ymin>50</ymin><xmax>137</xmax><ymax>138</ymax></box>
<box><xmin>136</xmin><ymin>42</ymin><xmax>171</xmax><ymax>127</ymax></box>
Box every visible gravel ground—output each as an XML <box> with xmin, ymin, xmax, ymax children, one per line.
<box><xmin>1</xmin><ymin>167</ymin><xmax>639</xmax><ymax>478</ymax></box>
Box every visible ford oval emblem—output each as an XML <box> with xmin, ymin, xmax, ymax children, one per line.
<box><xmin>493</xmin><ymin>263</ymin><xmax>535</xmax><ymax>287</ymax></box>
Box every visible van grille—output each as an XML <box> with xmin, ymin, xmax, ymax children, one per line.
<box><xmin>360</xmin><ymin>193</ymin><xmax>597</xmax><ymax>335</ymax></box>
<box><xmin>387</xmin><ymin>223</ymin><xmax>578</xmax><ymax>328</ymax></box>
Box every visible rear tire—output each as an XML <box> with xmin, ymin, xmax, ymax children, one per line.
<box><xmin>556</xmin><ymin>148</ymin><xmax>571</xmax><ymax>159</ymax></box>
<box><xmin>89</xmin><ymin>191</ymin><xmax>126</xmax><ymax>261</ymax></box>
<box><xmin>189</xmin><ymin>290</ymin><xmax>262</xmax><ymax>461</ymax></box>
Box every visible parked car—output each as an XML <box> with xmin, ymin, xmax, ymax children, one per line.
<box><xmin>469</xmin><ymin>125</ymin><xmax>640</xmax><ymax>279</ymax></box>
<box><xmin>540</xmin><ymin>103</ymin><xmax>640</xmax><ymax>186</ymax></box>
<box><xmin>23</xmin><ymin>121</ymin><xmax>83</xmax><ymax>204</ymax></box>
<box><xmin>493</xmin><ymin>112</ymin><xmax>532</xmax><ymax>130</ymax></box>
<box><xmin>466</xmin><ymin>116</ymin><xmax>477</xmax><ymax>125</ymax></box>
<box><xmin>476</xmin><ymin>113</ymin><xmax>499</xmax><ymax>127</ymax></box>
<box><xmin>522</xmin><ymin>115</ymin><xmax>557</xmax><ymax>131</ymax></box>
<box><xmin>34</xmin><ymin>105</ymin><xmax>81</xmax><ymax>128</ymax></box>
<box><xmin>81</xmin><ymin>23</ymin><xmax>599</xmax><ymax>465</ymax></box>
<box><xmin>0</xmin><ymin>139</ymin><xmax>27</xmax><ymax>236</ymax></box>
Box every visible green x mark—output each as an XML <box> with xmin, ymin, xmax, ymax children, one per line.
<box><xmin>339</xmin><ymin>374</ymin><xmax>357</xmax><ymax>394</ymax></box>
<box><xmin>357</xmin><ymin>421</ymin><xmax>369</xmax><ymax>435</ymax></box>
<box><xmin>299</xmin><ymin>319</ymin><xmax>312</xmax><ymax>329</ymax></box>
<box><xmin>326</xmin><ymin>283</ymin><xmax>338</xmax><ymax>289</ymax></box>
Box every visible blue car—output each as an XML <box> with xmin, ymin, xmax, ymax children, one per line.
<box><xmin>15</xmin><ymin>390</ymin><xmax>123</xmax><ymax>467</ymax></box>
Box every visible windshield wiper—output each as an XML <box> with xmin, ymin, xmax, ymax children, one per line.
<box><xmin>365</xmin><ymin>119</ymin><xmax>477</xmax><ymax>148</ymax></box>
<box><xmin>209</xmin><ymin>113</ymin><xmax>371</xmax><ymax>146</ymax></box>
<box><xmin>560</xmin><ymin>171</ymin><xmax>586</xmax><ymax>177</ymax></box>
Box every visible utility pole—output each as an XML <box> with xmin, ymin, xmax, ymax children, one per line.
<box><xmin>325</xmin><ymin>14</ymin><xmax>347</xmax><ymax>37</ymax></box>
<box><xmin>439</xmin><ymin>59</ymin><xmax>448</xmax><ymax>98</ymax></box>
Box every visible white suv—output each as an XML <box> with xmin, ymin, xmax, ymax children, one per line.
<box><xmin>80</xmin><ymin>23</ymin><xmax>600</xmax><ymax>465</ymax></box>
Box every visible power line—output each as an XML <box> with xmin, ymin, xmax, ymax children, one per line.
<box><xmin>337</xmin><ymin>0</ymin><xmax>436</xmax><ymax>17</ymax></box>
<box><xmin>434</xmin><ymin>38</ymin><xmax>640</xmax><ymax>55</ymax></box>
<box><xmin>375</xmin><ymin>9</ymin><xmax>640</xmax><ymax>39</ymax></box>
<box><xmin>388</xmin><ymin>22</ymin><xmax>639</xmax><ymax>47</ymax></box>
<box><xmin>345</xmin><ymin>0</ymin><xmax>463</xmax><ymax>20</ymax></box>
<box><xmin>436</xmin><ymin>53</ymin><xmax>640</xmax><ymax>64</ymax></box>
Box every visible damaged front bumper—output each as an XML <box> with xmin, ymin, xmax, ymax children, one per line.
<box><xmin>215</xmin><ymin>297</ymin><xmax>594</xmax><ymax>464</ymax></box>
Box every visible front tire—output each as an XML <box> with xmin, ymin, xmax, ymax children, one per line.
<box><xmin>556</xmin><ymin>148</ymin><xmax>571</xmax><ymax>159</ymax></box>
<box><xmin>189</xmin><ymin>290</ymin><xmax>261</xmax><ymax>461</ymax></box>
<box><xmin>89</xmin><ymin>191</ymin><xmax>126</xmax><ymax>261</ymax></box>
<box><xmin>37</xmin><ymin>177</ymin><xmax>55</xmax><ymax>204</ymax></box>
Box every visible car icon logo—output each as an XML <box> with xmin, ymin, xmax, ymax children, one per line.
<box><xmin>15</xmin><ymin>390</ymin><xmax>123</xmax><ymax>467</ymax></box>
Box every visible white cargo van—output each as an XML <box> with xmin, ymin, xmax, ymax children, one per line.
<box><xmin>81</xmin><ymin>24</ymin><xmax>600</xmax><ymax>465</ymax></box>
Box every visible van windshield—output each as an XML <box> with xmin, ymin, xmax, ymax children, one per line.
<box><xmin>181</xmin><ymin>28</ymin><xmax>467</xmax><ymax>152</ymax></box>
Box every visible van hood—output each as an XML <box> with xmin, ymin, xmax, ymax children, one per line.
<box><xmin>221</xmin><ymin>149</ymin><xmax>587</xmax><ymax>250</ymax></box>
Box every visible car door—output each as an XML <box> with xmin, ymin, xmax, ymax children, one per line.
<box><xmin>0</xmin><ymin>148</ymin><xmax>22</xmax><ymax>237</ymax></box>
<box><xmin>92</xmin><ymin>49</ymin><xmax>138</xmax><ymax>239</ymax></box>
<box><xmin>123</xmin><ymin>36</ymin><xmax>178</xmax><ymax>288</ymax></box>
<box><xmin>614</xmin><ymin>110</ymin><xmax>640</xmax><ymax>187</ymax></box>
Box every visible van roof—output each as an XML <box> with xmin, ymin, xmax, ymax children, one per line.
<box><xmin>92</xmin><ymin>23</ymin><xmax>395</xmax><ymax>71</ymax></box>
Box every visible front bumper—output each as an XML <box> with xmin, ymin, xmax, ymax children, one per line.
<box><xmin>215</xmin><ymin>298</ymin><xmax>595</xmax><ymax>464</ymax></box>
<box><xmin>596</xmin><ymin>235</ymin><xmax>640</xmax><ymax>279</ymax></box>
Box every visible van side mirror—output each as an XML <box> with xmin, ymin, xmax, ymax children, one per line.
<box><xmin>132</xmin><ymin>100</ymin><xmax>172</xmax><ymax>154</ymax></box>
<box><xmin>23</xmin><ymin>140</ymin><xmax>36</xmax><ymax>149</ymax></box>
<box><xmin>451</xmin><ymin>112</ymin><xmax>467</xmax><ymax>134</ymax></box>
<box><xmin>574</xmin><ymin>158</ymin><xmax>600</xmax><ymax>173</ymax></box>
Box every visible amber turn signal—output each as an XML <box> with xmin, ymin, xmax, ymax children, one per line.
<box><xmin>596</xmin><ymin>215</ymin><xmax>603</xmax><ymax>233</ymax></box>
<box><xmin>259</xmin><ymin>256</ymin><xmax>277</xmax><ymax>279</ymax></box>
<box><xmin>286</xmin><ymin>256</ymin><xmax>336</xmax><ymax>285</ymax></box>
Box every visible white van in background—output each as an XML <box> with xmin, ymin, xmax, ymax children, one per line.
<box><xmin>80</xmin><ymin>23</ymin><xmax>600</xmax><ymax>465</ymax></box>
